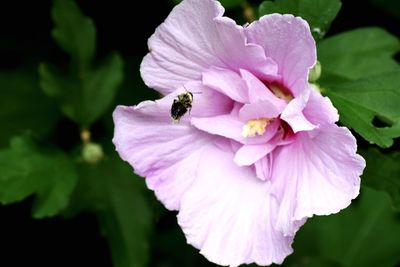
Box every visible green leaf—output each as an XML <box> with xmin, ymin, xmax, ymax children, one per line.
<box><xmin>219</xmin><ymin>0</ymin><xmax>245</xmax><ymax>8</ymax></box>
<box><xmin>172</xmin><ymin>0</ymin><xmax>244</xmax><ymax>9</ymax></box>
<box><xmin>52</xmin><ymin>0</ymin><xmax>96</xmax><ymax>69</ymax></box>
<box><xmin>292</xmin><ymin>188</ymin><xmax>400</xmax><ymax>267</ymax></box>
<box><xmin>66</xmin><ymin>153</ymin><xmax>153</xmax><ymax>267</ymax></box>
<box><xmin>259</xmin><ymin>0</ymin><xmax>341</xmax><ymax>40</ymax></box>
<box><xmin>0</xmin><ymin>136</ymin><xmax>78</xmax><ymax>218</ymax></box>
<box><xmin>39</xmin><ymin>52</ymin><xmax>124</xmax><ymax>126</ymax></box>
<box><xmin>0</xmin><ymin>69</ymin><xmax>60</xmax><ymax>147</ymax></box>
<box><xmin>360</xmin><ymin>149</ymin><xmax>400</xmax><ymax>211</ymax></box>
<box><xmin>318</xmin><ymin>27</ymin><xmax>400</xmax><ymax>84</ymax></box>
<box><xmin>41</xmin><ymin>0</ymin><xmax>124</xmax><ymax>126</ymax></box>
<box><xmin>325</xmin><ymin>71</ymin><xmax>400</xmax><ymax>147</ymax></box>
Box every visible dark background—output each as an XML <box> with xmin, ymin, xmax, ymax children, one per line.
<box><xmin>0</xmin><ymin>0</ymin><xmax>399</xmax><ymax>266</ymax></box>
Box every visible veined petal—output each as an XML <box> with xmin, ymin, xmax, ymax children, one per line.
<box><xmin>234</xmin><ymin>143</ymin><xmax>276</xmax><ymax>166</ymax></box>
<box><xmin>240</xmin><ymin>69</ymin><xmax>286</xmax><ymax>108</ymax></box>
<box><xmin>192</xmin><ymin>114</ymin><xmax>280</xmax><ymax>145</ymax></box>
<box><xmin>202</xmin><ymin>67</ymin><xmax>249</xmax><ymax>103</ymax></box>
<box><xmin>113</xmin><ymin>90</ymin><xmax>216</xmax><ymax>210</ymax></box>
<box><xmin>214</xmin><ymin>17</ymin><xmax>279</xmax><ymax>78</ymax></box>
<box><xmin>281</xmin><ymin>89</ymin><xmax>316</xmax><ymax>133</ymax></box>
<box><xmin>245</xmin><ymin>14</ymin><xmax>316</xmax><ymax>97</ymax></box>
<box><xmin>141</xmin><ymin>0</ymin><xmax>224</xmax><ymax>94</ymax></box>
<box><xmin>270</xmin><ymin>125</ymin><xmax>365</xmax><ymax>236</ymax></box>
<box><xmin>178</xmin><ymin>145</ymin><xmax>293</xmax><ymax>266</ymax></box>
<box><xmin>303</xmin><ymin>85</ymin><xmax>339</xmax><ymax>126</ymax></box>
<box><xmin>239</xmin><ymin>100</ymin><xmax>282</xmax><ymax>121</ymax></box>
<box><xmin>141</xmin><ymin>0</ymin><xmax>277</xmax><ymax>94</ymax></box>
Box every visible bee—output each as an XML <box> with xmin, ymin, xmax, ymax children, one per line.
<box><xmin>170</xmin><ymin>90</ymin><xmax>193</xmax><ymax>123</ymax></box>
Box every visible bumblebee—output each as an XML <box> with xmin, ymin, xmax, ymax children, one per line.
<box><xmin>170</xmin><ymin>91</ymin><xmax>193</xmax><ymax>123</ymax></box>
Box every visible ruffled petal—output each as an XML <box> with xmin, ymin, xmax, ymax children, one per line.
<box><xmin>141</xmin><ymin>0</ymin><xmax>277</xmax><ymax>94</ymax></box>
<box><xmin>234</xmin><ymin>143</ymin><xmax>276</xmax><ymax>166</ymax></box>
<box><xmin>280</xmin><ymin>89</ymin><xmax>316</xmax><ymax>133</ymax></box>
<box><xmin>213</xmin><ymin>17</ymin><xmax>279</xmax><ymax>78</ymax></box>
<box><xmin>140</xmin><ymin>0</ymin><xmax>224</xmax><ymax>94</ymax></box>
<box><xmin>245</xmin><ymin>14</ymin><xmax>316</xmax><ymax>97</ymax></box>
<box><xmin>240</xmin><ymin>69</ymin><xmax>286</xmax><ymax>108</ymax></box>
<box><xmin>255</xmin><ymin>154</ymin><xmax>273</xmax><ymax>181</ymax></box>
<box><xmin>113</xmin><ymin>90</ymin><xmax>216</xmax><ymax>210</ymax></box>
<box><xmin>184</xmin><ymin>81</ymin><xmax>234</xmax><ymax>118</ymax></box>
<box><xmin>202</xmin><ymin>67</ymin><xmax>249</xmax><ymax>103</ymax></box>
<box><xmin>303</xmin><ymin>85</ymin><xmax>339</xmax><ymax>126</ymax></box>
<box><xmin>178</xmin><ymin>144</ymin><xmax>293</xmax><ymax>266</ymax></box>
<box><xmin>270</xmin><ymin>125</ymin><xmax>365</xmax><ymax>236</ymax></box>
<box><xmin>239</xmin><ymin>100</ymin><xmax>282</xmax><ymax>121</ymax></box>
<box><xmin>192</xmin><ymin>115</ymin><xmax>280</xmax><ymax>145</ymax></box>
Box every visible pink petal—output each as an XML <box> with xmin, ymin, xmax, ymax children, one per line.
<box><xmin>240</xmin><ymin>69</ymin><xmax>286</xmax><ymax>108</ymax></box>
<box><xmin>192</xmin><ymin>115</ymin><xmax>280</xmax><ymax>145</ymax></box>
<box><xmin>202</xmin><ymin>67</ymin><xmax>248</xmax><ymax>103</ymax></box>
<box><xmin>191</xmin><ymin>114</ymin><xmax>245</xmax><ymax>143</ymax></box>
<box><xmin>214</xmin><ymin>17</ymin><xmax>279</xmax><ymax>78</ymax></box>
<box><xmin>234</xmin><ymin>143</ymin><xmax>276</xmax><ymax>166</ymax></box>
<box><xmin>184</xmin><ymin>81</ymin><xmax>234</xmax><ymax>118</ymax></box>
<box><xmin>239</xmin><ymin>100</ymin><xmax>282</xmax><ymax>121</ymax></box>
<box><xmin>280</xmin><ymin>90</ymin><xmax>316</xmax><ymax>133</ymax></box>
<box><xmin>245</xmin><ymin>14</ymin><xmax>316</xmax><ymax>97</ymax></box>
<box><xmin>270</xmin><ymin>125</ymin><xmax>365</xmax><ymax>236</ymax></box>
<box><xmin>141</xmin><ymin>0</ymin><xmax>277</xmax><ymax>94</ymax></box>
<box><xmin>303</xmin><ymin>85</ymin><xmax>339</xmax><ymax>126</ymax></box>
<box><xmin>178</xmin><ymin>144</ymin><xmax>293</xmax><ymax>266</ymax></box>
<box><xmin>255</xmin><ymin>154</ymin><xmax>273</xmax><ymax>181</ymax></box>
<box><xmin>140</xmin><ymin>0</ymin><xmax>224</xmax><ymax>94</ymax></box>
<box><xmin>113</xmin><ymin>93</ymin><xmax>214</xmax><ymax>210</ymax></box>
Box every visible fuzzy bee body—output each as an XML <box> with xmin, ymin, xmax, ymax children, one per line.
<box><xmin>170</xmin><ymin>91</ymin><xmax>193</xmax><ymax>123</ymax></box>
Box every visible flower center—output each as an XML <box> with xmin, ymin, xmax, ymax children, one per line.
<box><xmin>269</xmin><ymin>84</ymin><xmax>294</xmax><ymax>103</ymax></box>
<box><xmin>241</xmin><ymin>118</ymin><xmax>271</xmax><ymax>138</ymax></box>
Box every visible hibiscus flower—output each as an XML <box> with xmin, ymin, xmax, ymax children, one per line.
<box><xmin>113</xmin><ymin>0</ymin><xmax>365</xmax><ymax>265</ymax></box>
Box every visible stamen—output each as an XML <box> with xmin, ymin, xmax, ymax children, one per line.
<box><xmin>242</xmin><ymin>118</ymin><xmax>270</xmax><ymax>138</ymax></box>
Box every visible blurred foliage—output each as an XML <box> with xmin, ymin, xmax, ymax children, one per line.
<box><xmin>0</xmin><ymin>0</ymin><xmax>400</xmax><ymax>267</ymax></box>
<box><xmin>361</xmin><ymin>149</ymin><xmax>400</xmax><ymax>211</ymax></box>
<box><xmin>0</xmin><ymin>136</ymin><xmax>78</xmax><ymax>218</ymax></box>
<box><xmin>0</xmin><ymin>70</ymin><xmax>60</xmax><ymax>147</ymax></box>
<box><xmin>65</xmin><ymin>153</ymin><xmax>153</xmax><ymax>267</ymax></box>
<box><xmin>39</xmin><ymin>0</ymin><xmax>124</xmax><ymax>127</ymax></box>
<box><xmin>284</xmin><ymin>188</ymin><xmax>400</xmax><ymax>267</ymax></box>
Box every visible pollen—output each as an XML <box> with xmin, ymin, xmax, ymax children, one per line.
<box><xmin>242</xmin><ymin>118</ymin><xmax>270</xmax><ymax>138</ymax></box>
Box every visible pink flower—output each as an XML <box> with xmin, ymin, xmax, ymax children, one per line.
<box><xmin>113</xmin><ymin>0</ymin><xmax>366</xmax><ymax>266</ymax></box>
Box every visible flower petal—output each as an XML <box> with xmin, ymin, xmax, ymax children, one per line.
<box><xmin>140</xmin><ymin>0</ymin><xmax>224</xmax><ymax>94</ymax></box>
<box><xmin>214</xmin><ymin>17</ymin><xmax>279</xmax><ymax>78</ymax></box>
<box><xmin>192</xmin><ymin>115</ymin><xmax>280</xmax><ymax>145</ymax></box>
<box><xmin>239</xmin><ymin>100</ymin><xmax>282</xmax><ymax>121</ymax></box>
<box><xmin>113</xmin><ymin>94</ymin><xmax>214</xmax><ymax>210</ymax></box>
<box><xmin>240</xmin><ymin>69</ymin><xmax>286</xmax><ymax>108</ymax></box>
<box><xmin>255</xmin><ymin>154</ymin><xmax>273</xmax><ymax>181</ymax></box>
<box><xmin>280</xmin><ymin>90</ymin><xmax>316</xmax><ymax>133</ymax></box>
<box><xmin>245</xmin><ymin>14</ymin><xmax>316</xmax><ymax>97</ymax></box>
<box><xmin>141</xmin><ymin>0</ymin><xmax>277</xmax><ymax>94</ymax></box>
<box><xmin>234</xmin><ymin>143</ymin><xmax>276</xmax><ymax>166</ymax></box>
<box><xmin>178</xmin><ymin>144</ymin><xmax>293</xmax><ymax>266</ymax></box>
<box><xmin>303</xmin><ymin>85</ymin><xmax>339</xmax><ymax>126</ymax></box>
<box><xmin>202</xmin><ymin>67</ymin><xmax>249</xmax><ymax>103</ymax></box>
<box><xmin>270</xmin><ymin>125</ymin><xmax>365</xmax><ymax>236</ymax></box>
<box><xmin>184</xmin><ymin>81</ymin><xmax>234</xmax><ymax>118</ymax></box>
<box><xmin>191</xmin><ymin>114</ymin><xmax>244</xmax><ymax>142</ymax></box>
